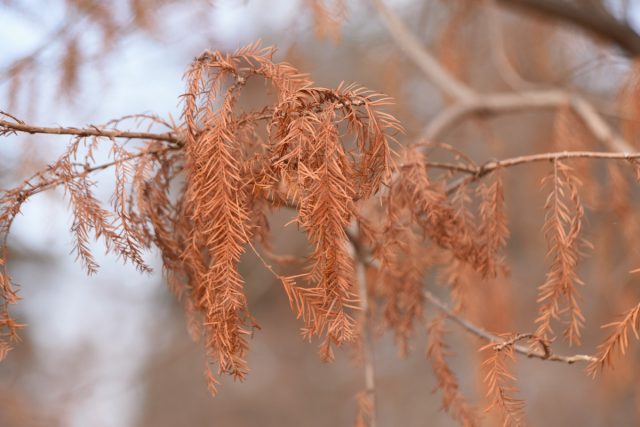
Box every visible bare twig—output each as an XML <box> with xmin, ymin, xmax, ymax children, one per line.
<box><xmin>424</xmin><ymin>290</ymin><xmax>597</xmax><ymax>364</ymax></box>
<box><xmin>0</xmin><ymin>117</ymin><xmax>181</xmax><ymax>144</ymax></box>
<box><xmin>492</xmin><ymin>333</ymin><xmax>536</xmax><ymax>351</ymax></box>
<box><xmin>476</xmin><ymin>149</ymin><xmax>640</xmax><ymax>169</ymax></box>
<box><xmin>1</xmin><ymin>92</ymin><xmax>382</xmax><ymax>146</ymax></box>
<box><xmin>417</xmin><ymin>150</ymin><xmax>640</xmax><ymax>194</ymax></box>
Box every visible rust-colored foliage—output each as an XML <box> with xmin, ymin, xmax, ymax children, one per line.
<box><xmin>476</xmin><ymin>171</ymin><xmax>509</xmax><ymax>279</ymax></box>
<box><xmin>587</xmin><ymin>302</ymin><xmax>640</xmax><ymax>377</ymax></box>
<box><xmin>481</xmin><ymin>338</ymin><xmax>525</xmax><ymax>427</ymax></box>
<box><xmin>535</xmin><ymin>160</ymin><xmax>587</xmax><ymax>346</ymax></box>
<box><xmin>172</xmin><ymin>43</ymin><xmax>401</xmax><ymax>384</ymax></box>
<box><xmin>0</xmin><ymin>43</ymin><xmax>403</xmax><ymax>391</ymax></box>
<box><xmin>426</xmin><ymin>315</ymin><xmax>478</xmax><ymax>426</ymax></box>
<box><xmin>4</xmin><ymin>0</ymin><xmax>640</xmax><ymax>422</ymax></box>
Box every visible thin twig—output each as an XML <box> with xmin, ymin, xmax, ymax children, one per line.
<box><xmin>442</xmin><ymin>150</ymin><xmax>640</xmax><ymax>194</ymax></box>
<box><xmin>0</xmin><ymin>91</ymin><xmax>381</xmax><ymax>146</ymax></box>
<box><xmin>478</xmin><ymin>150</ymin><xmax>640</xmax><ymax>170</ymax></box>
<box><xmin>424</xmin><ymin>290</ymin><xmax>597</xmax><ymax>364</ymax></box>
<box><xmin>0</xmin><ymin>118</ymin><xmax>181</xmax><ymax>144</ymax></box>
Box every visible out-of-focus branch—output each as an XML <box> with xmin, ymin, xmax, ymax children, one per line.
<box><xmin>370</xmin><ymin>0</ymin><xmax>477</xmax><ymax>102</ymax></box>
<box><xmin>422</xmin><ymin>90</ymin><xmax>569</xmax><ymax>140</ymax></box>
<box><xmin>352</xmin><ymin>234</ymin><xmax>377</xmax><ymax>427</ymax></box>
<box><xmin>497</xmin><ymin>0</ymin><xmax>640</xmax><ymax>56</ymax></box>
<box><xmin>422</xmin><ymin>91</ymin><xmax>634</xmax><ymax>153</ymax></box>
<box><xmin>0</xmin><ymin>23</ymin><xmax>72</xmax><ymax>80</ymax></box>
<box><xmin>424</xmin><ymin>290</ymin><xmax>597</xmax><ymax>364</ymax></box>
<box><xmin>371</xmin><ymin>1</ymin><xmax>633</xmax><ymax>155</ymax></box>
<box><xmin>486</xmin><ymin>0</ymin><xmax>540</xmax><ymax>90</ymax></box>
<box><xmin>571</xmin><ymin>96</ymin><xmax>632</xmax><ymax>152</ymax></box>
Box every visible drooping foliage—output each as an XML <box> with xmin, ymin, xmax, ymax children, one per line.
<box><xmin>2</xmin><ymin>27</ymin><xmax>640</xmax><ymax>425</ymax></box>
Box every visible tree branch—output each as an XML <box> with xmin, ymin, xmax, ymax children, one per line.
<box><xmin>440</xmin><ymin>150</ymin><xmax>640</xmax><ymax>194</ymax></box>
<box><xmin>425</xmin><ymin>149</ymin><xmax>640</xmax><ymax>174</ymax></box>
<box><xmin>370</xmin><ymin>0</ymin><xmax>477</xmax><ymax>102</ymax></box>
<box><xmin>424</xmin><ymin>290</ymin><xmax>597</xmax><ymax>364</ymax></box>
<box><xmin>422</xmin><ymin>91</ymin><xmax>633</xmax><ymax>153</ymax></box>
<box><xmin>0</xmin><ymin>117</ymin><xmax>181</xmax><ymax>144</ymax></box>
<box><xmin>497</xmin><ymin>0</ymin><xmax>640</xmax><ymax>56</ymax></box>
<box><xmin>370</xmin><ymin>0</ymin><xmax>633</xmax><ymax>156</ymax></box>
<box><xmin>486</xmin><ymin>0</ymin><xmax>540</xmax><ymax>90</ymax></box>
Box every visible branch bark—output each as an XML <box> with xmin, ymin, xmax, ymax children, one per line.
<box><xmin>441</xmin><ymin>150</ymin><xmax>640</xmax><ymax>195</ymax></box>
<box><xmin>427</xmin><ymin>149</ymin><xmax>640</xmax><ymax>173</ymax></box>
<box><xmin>0</xmin><ymin>118</ymin><xmax>180</xmax><ymax>144</ymax></box>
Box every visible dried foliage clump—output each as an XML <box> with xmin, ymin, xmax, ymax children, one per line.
<box><xmin>1</xmin><ymin>43</ymin><xmax>403</xmax><ymax>393</ymax></box>
<box><xmin>177</xmin><ymin>43</ymin><xmax>400</xmax><ymax>378</ymax></box>
<box><xmin>476</xmin><ymin>171</ymin><xmax>509</xmax><ymax>279</ymax></box>
<box><xmin>0</xmin><ymin>113</ymin><xmax>180</xmax><ymax>361</ymax></box>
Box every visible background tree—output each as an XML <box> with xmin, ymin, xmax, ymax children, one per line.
<box><xmin>2</xmin><ymin>1</ymin><xmax>640</xmax><ymax>426</ymax></box>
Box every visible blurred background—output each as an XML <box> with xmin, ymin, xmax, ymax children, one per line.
<box><xmin>1</xmin><ymin>0</ymin><xmax>640</xmax><ymax>426</ymax></box>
